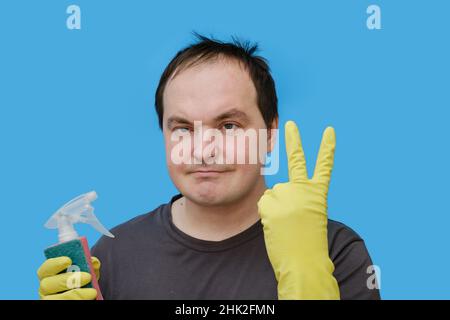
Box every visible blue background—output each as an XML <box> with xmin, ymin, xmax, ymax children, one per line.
<box><xmin>0</xmin><ymin>0</ymin><xmax>448</xmax><ymax>299</ymax></box>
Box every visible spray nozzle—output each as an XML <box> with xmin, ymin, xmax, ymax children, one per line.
<box><xmin>45</xmin><ymin>191</ymin><xmax>115</xmax><ymax>243</ymax></box>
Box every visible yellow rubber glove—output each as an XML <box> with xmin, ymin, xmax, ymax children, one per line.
<box><xmin>258</xmin><ymin>121</ymin><xmax>340</xmax><ymax>300</ymax></box>
<box><xmin>37</xmin><ymin>256</ymin><xmax>101</xmax><ymax>300</ymax></box>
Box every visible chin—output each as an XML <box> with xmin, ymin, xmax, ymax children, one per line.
<box><xmin>188</xmin><ymin>189</ymin><xmax>226</xmax><ymax>206</ymax></box>
<box><xmin>180</xmin><ymin>183</ymin><xmax>236</xmax><ymax>207</ymax></box>
<box><xmin>173</xmin><ymin>170</ymin><xmax>260</xmax><ymax>206</ymax></box>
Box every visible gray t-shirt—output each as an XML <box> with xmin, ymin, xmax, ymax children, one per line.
<box><xmin>91</xmin><ymin>194</ymin><xmax>381</xmax><ymax>300</ymax></box>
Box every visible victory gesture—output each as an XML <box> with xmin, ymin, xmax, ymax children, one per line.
<box><xmin>258</xmin><ymin>120</ymin><xmax>340</xmax><ymax>300</ymax></box>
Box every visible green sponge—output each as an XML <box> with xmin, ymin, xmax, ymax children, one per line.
<box><xmin>44</xmin><ymin>238</ymin><xmax>93</xmax><ymax>289</ymax></box>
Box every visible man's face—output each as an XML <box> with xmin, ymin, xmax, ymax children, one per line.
<box><xmin>162</xmin><ymin>57</ymin><xmax>275</xmax><ymax>206</ymax></box>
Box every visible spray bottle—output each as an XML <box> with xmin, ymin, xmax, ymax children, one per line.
<box><xmin>44</xmin><ymin>191</ymin><xmax>114</xmax><ymax>300</ymax></box>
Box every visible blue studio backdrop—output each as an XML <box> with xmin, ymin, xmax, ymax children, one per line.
<box><xmin>0</xmin><ymin>0</ymin><xmax>449</xmax><ymax>299</ymax></box>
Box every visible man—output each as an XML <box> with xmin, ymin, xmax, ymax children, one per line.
<box><xmin>37</xmin><ymin>34</ymin><xmax>380</xmax><ymax>300</ymax></box>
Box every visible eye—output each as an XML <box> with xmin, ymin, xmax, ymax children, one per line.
<box><xmin>174</xmin><ymin>127</ymin><xmax>190</xmax><ymax>133</ymax></box>
<box><xmin>222</xmin><ymin>123</ymin><xmax>239</xmax><ymax>130</ymax></box>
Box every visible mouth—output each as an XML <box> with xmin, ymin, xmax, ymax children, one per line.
<box><xmin>189</xmin><ymin>169</ymin><xmax>231</xmax><ymax>178</ymax></box>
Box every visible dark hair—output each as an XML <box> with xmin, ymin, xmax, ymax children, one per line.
<box><xmin>154</xmin><ymin>33</ymin><xmax>278</xmax><ymax>130</ymax></box>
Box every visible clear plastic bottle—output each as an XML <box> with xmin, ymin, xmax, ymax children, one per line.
<box><xmin>44</xmin><ymin>191</ymin><xmax>114</xmax><ymax>300</ymax></box>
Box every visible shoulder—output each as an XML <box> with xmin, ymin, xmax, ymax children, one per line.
<box><xmin>91</xmin><ymin>201</ymin><xmax>168</xmax><ymax>254</ymax></box>
<box><xmin>327</xmin><ymin>219</ymin><xmax>370</xmax><ymax>263</ymax></box>
<box><xmin>327</xmin><ymin>219</ymin><xmax>381</xmax><ymax>299</ymax></box>
<box><xmin>327</xmin><ymin>219</ymin><xmax>363</xmax><ymax>245</ymax></box>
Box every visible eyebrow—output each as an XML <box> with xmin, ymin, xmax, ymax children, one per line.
<box><xmin>214</xmin><ymin>108</ymin><xmax>249</xmax><ymax>123</ymax></box>
<box><xmin>166</xmin><ymin>108</ymin><xmax>250</xmax><ymax>129</ymax></box>
<box><xmin>166</xmin><ymin>116</ymin><xmax>191</xmax><ymax>130</ymax></box>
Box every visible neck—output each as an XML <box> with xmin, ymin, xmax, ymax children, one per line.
<box><xmin>171</xmin><ymin>179</ymin><xmax>267</xmax><ymax>241</ymax></box>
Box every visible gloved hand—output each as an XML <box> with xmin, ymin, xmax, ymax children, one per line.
<box><xmin>258</xmin><ymin>121</ymin><xmax>340</xmax><ymax>300</ymax></box>
<box><xmin>37</xmin><ymin>256</ymin><xmax>101</xmax><ymax>300</ymax></box>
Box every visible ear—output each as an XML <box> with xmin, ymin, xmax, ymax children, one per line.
<box><xmin>267</xmin><ymin>117</ymin><xmax>279</xmax><ymax>153</ymax></box>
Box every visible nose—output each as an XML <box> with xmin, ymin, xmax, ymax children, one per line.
<box><xmin>192</xmin><ymin>125</ymin><xmax>221</xmax><ymax>165</ymax></box>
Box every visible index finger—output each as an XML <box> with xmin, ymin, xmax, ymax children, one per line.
<box><xmin>285</xmin><ymin>121</ymin><xmax>308</xmax><ymax>182</ymax></box>
<box><xmin>37</xmin><ymin>256</ymin><xmax>72</xmax><ymax>280</ymax></box>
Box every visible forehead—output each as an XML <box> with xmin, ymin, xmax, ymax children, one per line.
<box><xmin>163</xmin><ymin>58</ymin><xmax>257</xmax><ymax>121</ymax></box>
